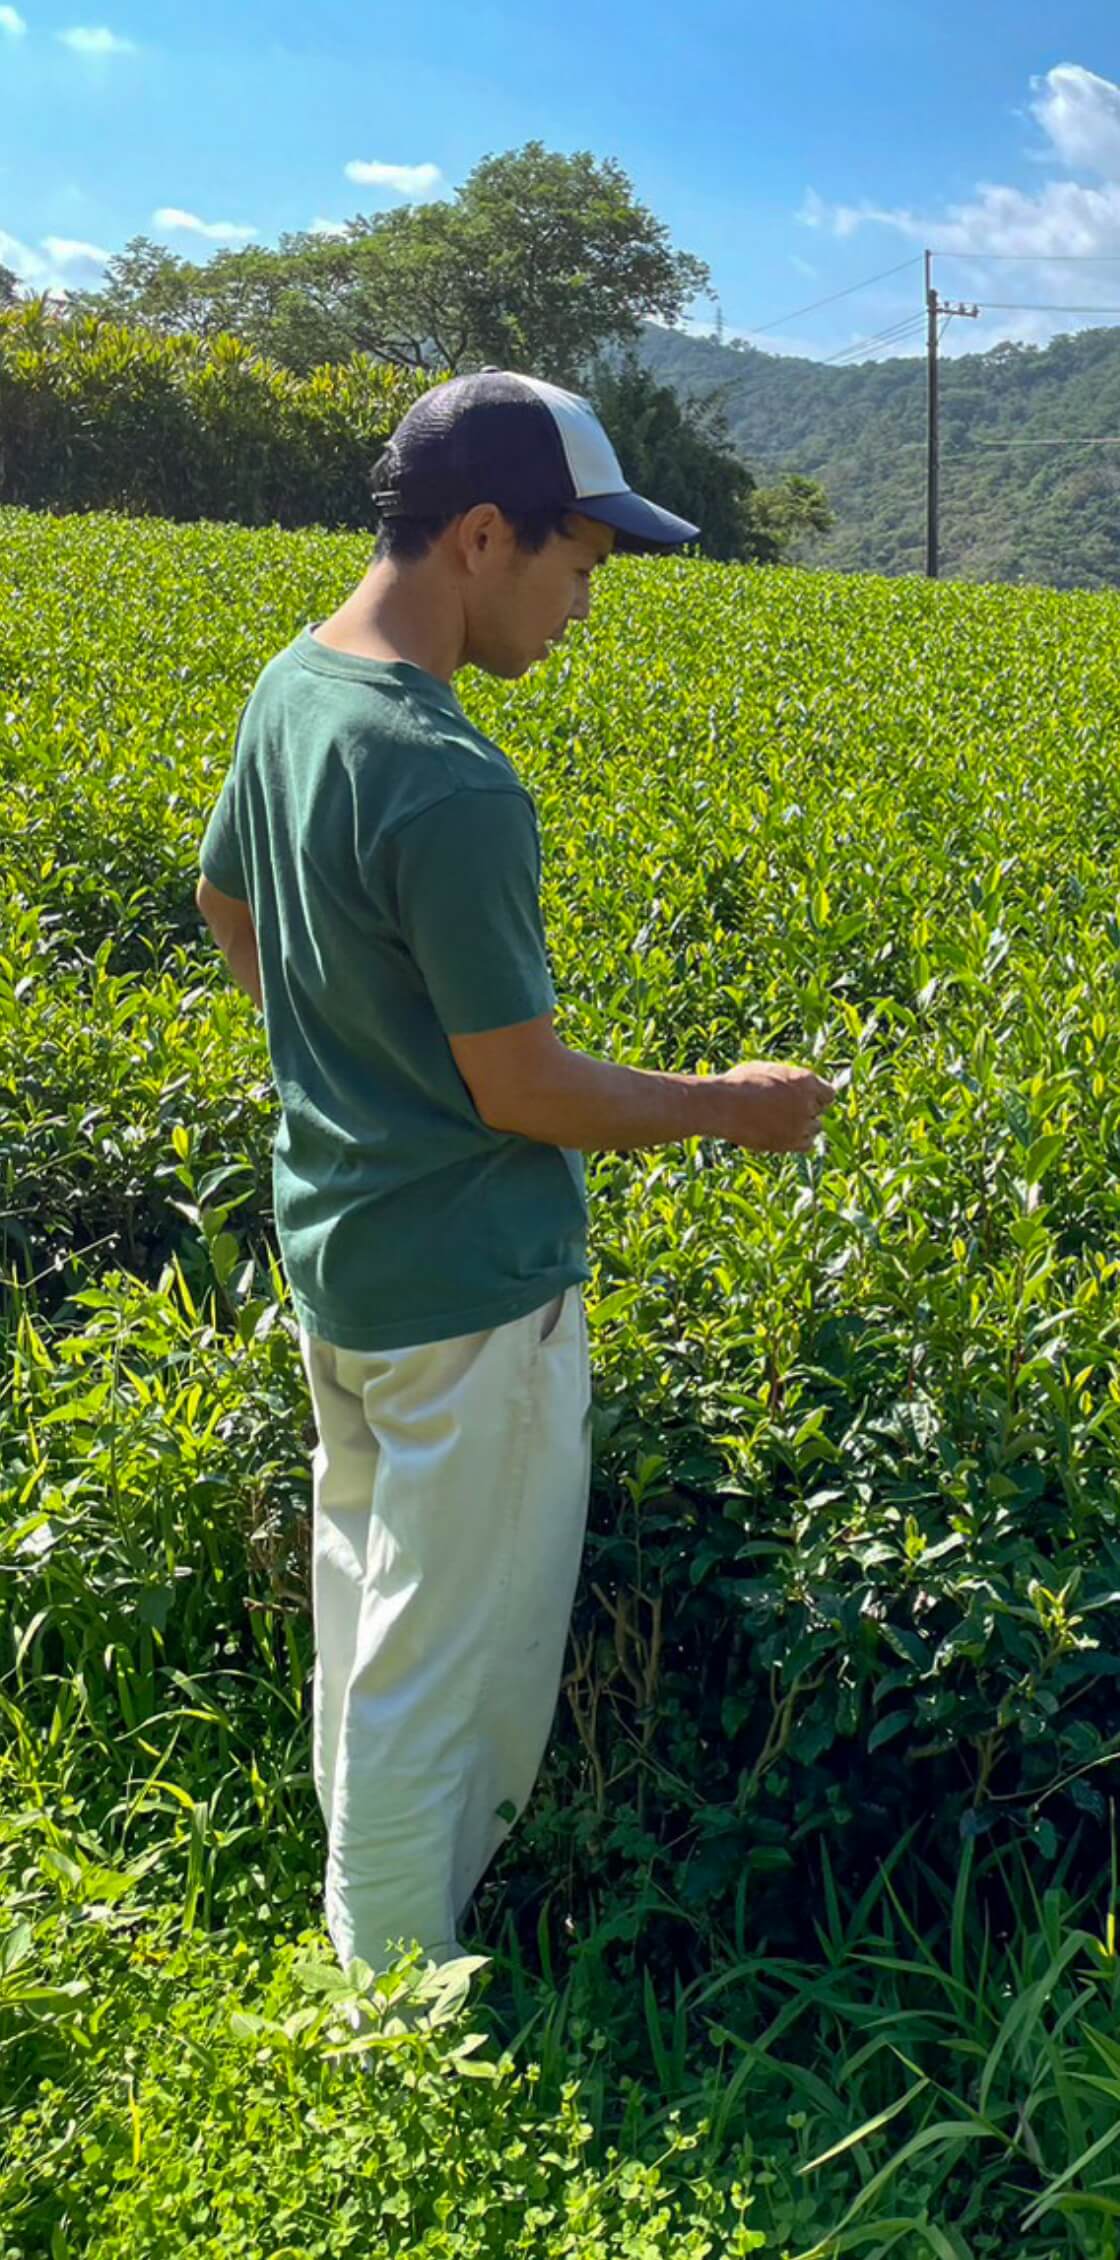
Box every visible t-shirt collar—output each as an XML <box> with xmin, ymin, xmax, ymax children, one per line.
<box><xmin>295</xmin><ymin>626</ymin><xmax>464</xmax><ymax>718</ymax></box>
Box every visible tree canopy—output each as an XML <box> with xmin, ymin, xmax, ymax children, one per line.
<box><xmin>590</xmin><ymin>357</ymin><xmax>832</xmax><ymax>564</ymax></box>
<box><xmin>72</xmin><ymin>143</ymin><xmax>710</xmax><ymax>385</ymax></box>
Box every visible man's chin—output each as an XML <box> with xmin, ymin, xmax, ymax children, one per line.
<box><xmin>474</xmin><ymin>643</ymin><xmax>549</xmax><ymax>681</ymax></box>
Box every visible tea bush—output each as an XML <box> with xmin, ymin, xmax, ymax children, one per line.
<box><xmin>5</xmin><ymin>507</ymin><xmax>1120</xmax><ymax>1909</ymax></box>
<box><xmin>4</xmin><ymin>505</ymin><xmax>1120</xmax><ymax>2249</ymax></box>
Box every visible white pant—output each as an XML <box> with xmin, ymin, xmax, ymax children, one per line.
<box><xmin>297</xmin><ymin>1286</ymin><xmax>592</xmax><ymax>1973</ymax></box>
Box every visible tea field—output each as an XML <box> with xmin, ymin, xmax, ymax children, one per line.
<box><xmin>2</xmin><ymin>504</ymin><xmax>1120</xmax><ymax>2257</ymax></box>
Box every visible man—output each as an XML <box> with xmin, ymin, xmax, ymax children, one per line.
<box><xmin>196</xmin><ymin>370</ymin><xmax>834</xmax><ymax>1978</ymax></box>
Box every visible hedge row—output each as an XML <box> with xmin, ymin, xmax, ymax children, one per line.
<box><xmin>0</xmin><ymin>302</ymin><xmax>435</xmax><ymax>526</ymax></box>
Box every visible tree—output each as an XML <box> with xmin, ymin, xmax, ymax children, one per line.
<box><xmin>70</xmin><ymin>144</ymin><xmax>710</xmax><ymax>383</ymax></box>
<box><xmin>589</xmin><ymin>358</ymin><xmax>831</xmax><ymax>565</ymax></box>
<box><xmin>746</xmin><ymin>470</ymin><xmax>834</xmax><ymax>563</ymax></box>
<box><xmin>0</xmin><ymin>263</ymin><xmax>22</xmax><ymax>309</ymax></box>
<box><xmin>589</xmin><ymin>357</ymin><xmax>752</xmax><ymax>559</ymax></box>
<box><xmin>436</xmin><ymin>143</ymin><xmax>709</xmax><ymax>380</ymax></box>
<box><xmin>69</xmin><ymin>236</ymin><xmax>200</xmax><ymax>330</ymax></box>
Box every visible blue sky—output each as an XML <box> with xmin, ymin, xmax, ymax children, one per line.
<box><xmin>4</xmin><ymin>0</ymin><xmax>1120</xmax><ymax>364</ymax></box>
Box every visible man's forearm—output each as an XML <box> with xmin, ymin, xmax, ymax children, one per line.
<box><xmin>482</xmin><ymin>1045</ymin><xmax>727</xmax><ymax>1152</ymax></box>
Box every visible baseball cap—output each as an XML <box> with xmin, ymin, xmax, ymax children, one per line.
<box><xmin>372</xmin><ymin>370</ymin><xmax>700</xmax><ymax>551</ymax></box>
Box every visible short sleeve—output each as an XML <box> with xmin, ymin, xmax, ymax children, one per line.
<box><xmin>199</xmin><ymin>768</ymin><xmax>248</xmax><ymax>901</ymax></box>
<box><xmin>392</xmin><ymin>789</ymin><xmax>556</xmax><ymax>1036</ymax></box>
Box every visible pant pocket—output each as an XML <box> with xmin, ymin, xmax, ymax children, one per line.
<box><xmin>538</xmin><ymin>1291</ymin><xmax>566</xmax><ymax>1345</ymax></box>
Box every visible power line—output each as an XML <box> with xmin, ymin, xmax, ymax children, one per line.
<box><xmin>977</xmin><ymin>300</ymin><xmax>1120</xmax><ymax>315</ymax></box>
<box><xmin>727</xmin><ymin>255</ymin><xmax>1120</xmax><ymax>362</ymax></box>
<box><xmin>930</xmin><ymin>435</ymin><xmax>1120</xmax><ymax>458</ymax></box>
<box><xmin>737</xmin><ymin>254</ymin><xmax>921</xmax><ymax>341</ymax></box>
<box><xmin>713</xmin><ymin>236</ymin><xmax>1120</xmax><ymax>572</ymax></box>
<box><xmin>820</xmin><ymin>300</ymin><xmax>1120</xmax><ymax>363</ymax></box>
<box><xmin>937</xmin><ymin>250</ymin><xmax>1120</xmax><ymax>263</ymax></box>
<box><xmin>943</xmin><ymin>434</ymin><xmax>1120</xmax><ymax>452</ymax></box>
<box><xmin>738</xmin><ymin>433</ymin><xmax>1120</xmax><ymax>463</ymax></box>
<box><xmin>820</xmin><ymin>313</ymin><xmax>926</xmax><ymax>366</ymax></box>
<box><xmin>823</xmin><ymin>324</ymin><xmax>925</xmax><ymax>366</ymax></box>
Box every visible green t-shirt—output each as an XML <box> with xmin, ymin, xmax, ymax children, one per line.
<box><xmin>198</xmin><ymin>629</ymin><xmax>589</xmax><ymax>1351</ymax></box>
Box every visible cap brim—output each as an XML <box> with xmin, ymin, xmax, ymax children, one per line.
<box><xmin>574</xmin><ymin>490</ymin><xmax>699</xmax><ymax>552</ymax></box>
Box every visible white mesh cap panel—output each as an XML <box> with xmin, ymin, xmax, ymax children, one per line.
<box><xmin>516</xmin><ymin>373</ymin><xmax>630</xmax><ymax>499</ymax></box>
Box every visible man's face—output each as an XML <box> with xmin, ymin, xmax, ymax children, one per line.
<box><xmin>465</xmin><ymin>512</ymin><xmax>615</xmax><ymax>679</ymax></box>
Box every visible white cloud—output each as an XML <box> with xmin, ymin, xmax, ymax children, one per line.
<box><xmin>152</xmin><ymin>206</ymin><xmax>256</xmax><ymax>243</ymax></box>
<box><xmin>57</xmin><ymin>24</ymin><xmax>136</xmax><ymax>53</ymax></box>
<box><xmin>799</xmin><ymin>64</ymin><xmax>1120</xmax><ymax>259</ymax></box>
<box><xmin>1032</xmin><ymin>62</ymin><xmax>1120</xmax><ymax>178</ymax></box>
<box><xmin>41</xmin><ymin>234</ymin><xmax>110</xmax><ymax>275</ymax></box>
<box><xmin>0</xmin><ymin>226</ymin><xmax>111</xmax><ymax>292</ymax></box>
<box><xmin>798</xmin><ymin>64</ymin><xmax>1120</xmax><ymax>353</ymax></box>
<box><xmin>799</xmin><ymin>174</ymin><xmax>1120</xmax><ymax>263</ymax></box>
<box><xmin>0</xmin><ymin>8</ymin><xmax>27</xmax><ymax>36</ymax></box>
<box><xmin>343</xmin><ymin>158</ymin><xmax>442</xmax><ymax>198</ymax></box>
<box><xmin>0</xmin><ymin>227</ymin><xmax>46</xmax><ymax>284</ymax></box>
<box><xmin>309</xmin><ymin>216</ymin><xmax>348</xmax><ymax>236</ymax></box>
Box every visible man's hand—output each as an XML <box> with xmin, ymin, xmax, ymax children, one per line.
<box><xmin>711</xmin><ymin>1061</ymin><xmax>836</xmax><ymax>1153</ymax></box>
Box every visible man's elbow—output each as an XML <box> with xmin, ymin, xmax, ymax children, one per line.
<box><xmin>473</xmin><ymin>1086</ymin><xmax>528</xmax><ymax>1135</ymax></box>
<box><xmin>464</xmin><ymin>1059</ymin><xmax>570</xmax><ymax>1140</ymax></box>
<box><xmin>449</xmin><ymin>1017</ymin><xmax>567</xmax><ymax>1139</ymax></box>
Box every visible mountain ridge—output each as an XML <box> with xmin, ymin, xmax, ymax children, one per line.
<box><xmin>638</xmin><ymin>321</ymin><xmax>1120</xmax><ymax>588</ymax></box>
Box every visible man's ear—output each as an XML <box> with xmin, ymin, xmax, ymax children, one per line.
<box><xmin>457</xmin><ymin>503</ymin><xmax>507</xmax><ymax>573</ymax></box>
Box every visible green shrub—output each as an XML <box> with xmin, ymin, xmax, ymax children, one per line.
<box><xmin>0</xmin><ymin>908</ymin><xmax>271</xmax><ymax>1280</ymax></box>
<box><xmin>1</xmin><ymin>1841</ymin><xmax>1117</xmax><ymax>2258</ymax></box>
<box><xmin>0</xmin><ymin>1920</ymin><xmax>774</xmax><ymax>2260</ymax></box>
<box><xmin>7</xmin><ymin>510</ymin><xmax>1120</xmax><ymax>1926</ymax></box>
<box><xmin>0</xmin><ymin>305</ymin><xmax>434</xmax><ymax>526</ymax></box>
<box><xmin>6</xmin><ymin>506</ymin><xmax>1120</xmax><ymax>2252</ymax></box>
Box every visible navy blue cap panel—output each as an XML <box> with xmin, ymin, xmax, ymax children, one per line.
<box><xmin>574</xmin><ymin>490</ymin><xmax>700</xmax><ymax>550</ymax></box>
<box><xmin>375</xmin><ymin>377</ymin><xmax>576</xmax><ymax>517</ymax></box>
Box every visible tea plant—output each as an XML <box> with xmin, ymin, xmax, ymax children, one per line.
<box><xmin>4</xmin><ymin>506</ymin><xmax>1120</xmax><ymax>2250</ymax></box>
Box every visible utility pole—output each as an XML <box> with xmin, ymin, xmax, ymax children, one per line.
<box><xmin>925</xmin><ymin>250</ymin><xmax>979</xmax><ymax>578</ymax></box>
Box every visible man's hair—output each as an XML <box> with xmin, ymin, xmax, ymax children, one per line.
<box><xmin>372</xmin><ymin>503</ymin><xmax>575</xmax><ymax>565</ymax></box>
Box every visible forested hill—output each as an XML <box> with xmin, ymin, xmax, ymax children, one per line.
<box><xmin>640</xmin><ymin>321</ymin><xmax>1120</xmax><ymax>588</ymax></box>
